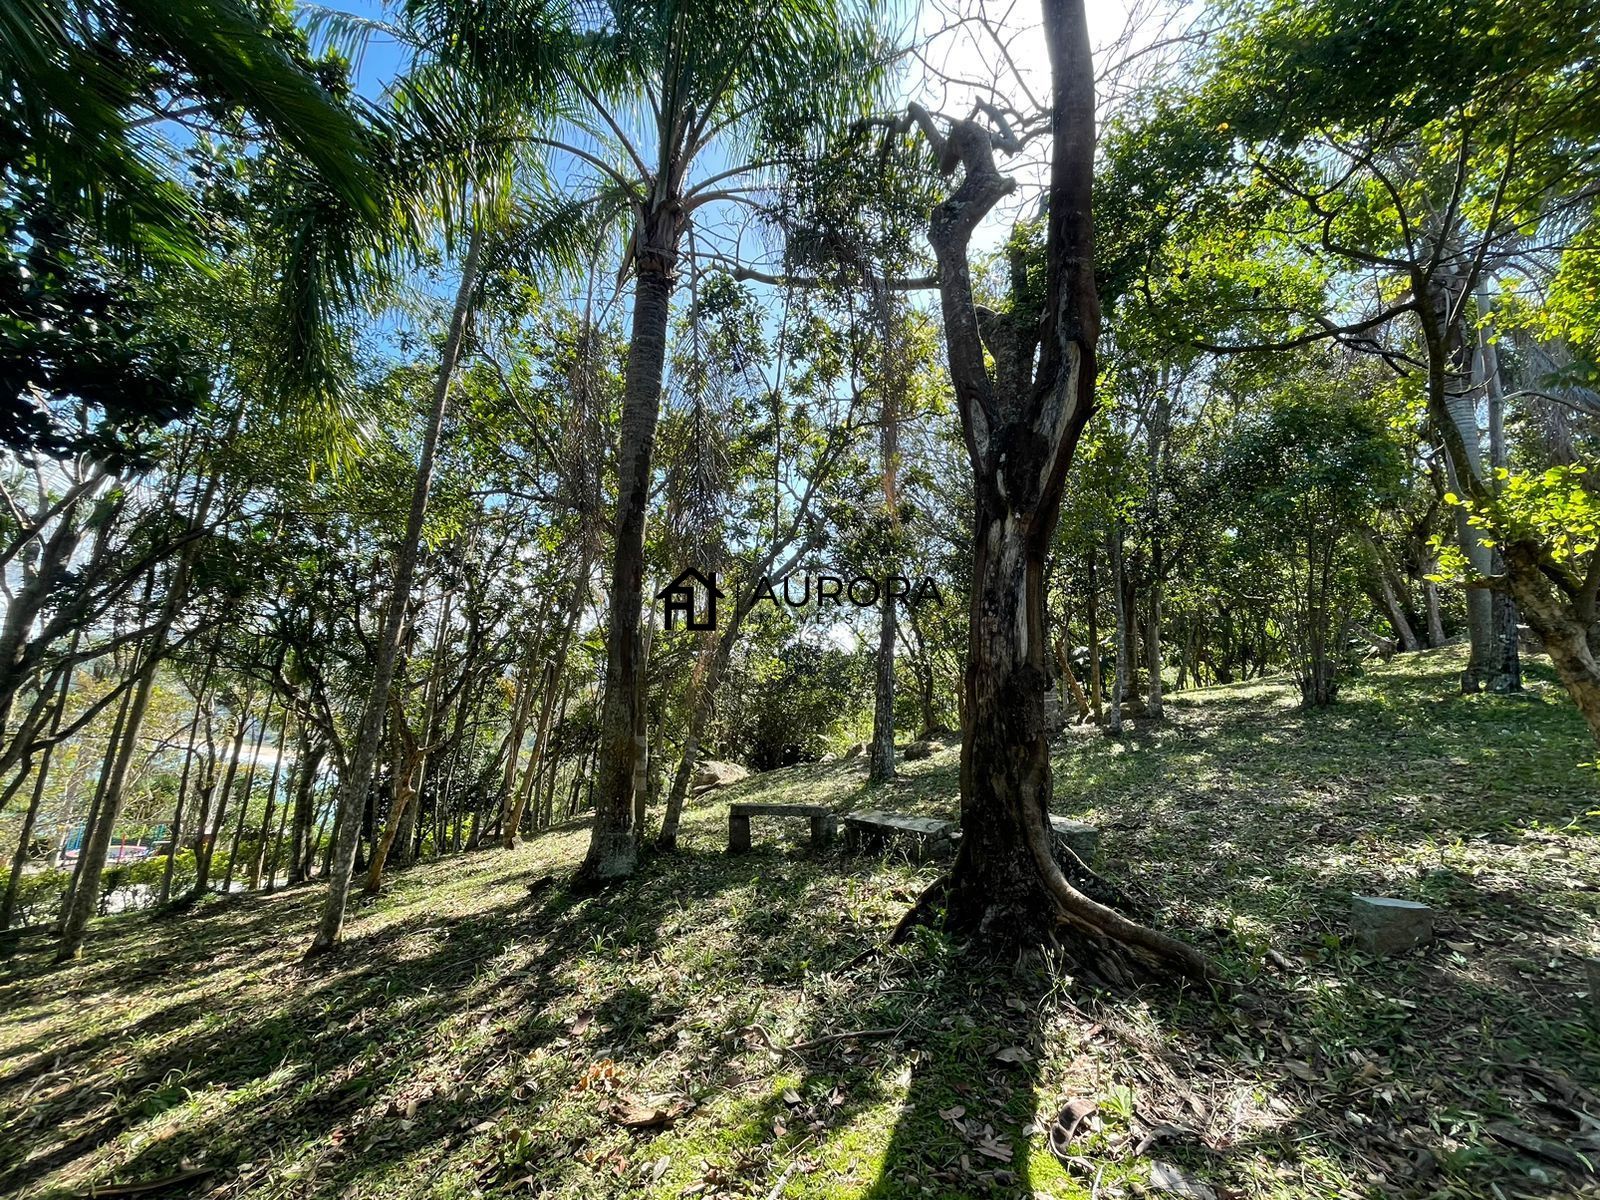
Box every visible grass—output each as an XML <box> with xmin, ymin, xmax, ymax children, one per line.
<box><xmin>2</xmin><ymin>645</ymin><xmax>1598</xmax><ymax>1200</ymax></box>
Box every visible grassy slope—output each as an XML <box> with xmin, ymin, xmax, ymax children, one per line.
<box><xmin>2</xmin><ymin>646</ymin><xmax>1597</xmax><ymax>1200</ymax></box>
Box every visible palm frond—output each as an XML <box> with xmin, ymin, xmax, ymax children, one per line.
<box><xmin>121</xmin><ymin>0</ymin><xmax>383</xmax><ymax>221</ymax></box>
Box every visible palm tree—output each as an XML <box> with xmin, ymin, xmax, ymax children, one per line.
<box><xmin>2</xmin><ymin>0</ymin><xmax>379</xmax><ymax>263</ymax></box>
<box><xmin>414</xmin><ymin>0</ymin><xmax>891</xmax><ymax>884</ymax></box>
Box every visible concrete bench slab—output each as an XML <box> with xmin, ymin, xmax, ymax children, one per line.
<box><xmin>728</xmin><ymin>802</ymin><xmax>837</xmax><ymax>852</ymax></box>
<box><xmin>843</xmin><ymin>811</ymin><xmax>958</xmax><ymax>862</ymax></box>
<box><xmin>944</xmin><ymin>814</ymin><xmax>1100</xmax><ymax>864</ymax></box>
<box><xmin>841</xmin><ymin>810</ymin><xmax>1101</xmax><ymax>866</ymax></box>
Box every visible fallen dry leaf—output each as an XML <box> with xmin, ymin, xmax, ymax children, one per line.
<box><xmin>1150</xmin><ymin>1160</ymin><xmax>1217</xmax><ymax>1199</ymax></box>
<box><xmin>609</xmin><ymin>1094</ymin><xmax>693</xmax><ymax>1130</ymax></box>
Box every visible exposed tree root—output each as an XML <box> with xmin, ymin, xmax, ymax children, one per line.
<box><xmin>888</xmin><ymin>874</ymin><xmax>949</xmax><ymax>945</ymax></box>
<box><xmin>1017</xmin><ymin>800</ymin><xmax>1218</xmax><ymax>985</ymax></box>
<box><xmin>889</xmin><ymin>814</ymin><xmax>1219</xmax><ymax>989</ymax></box>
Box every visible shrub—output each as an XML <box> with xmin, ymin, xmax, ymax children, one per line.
<box><xmin>11</xmin><ymin>868</ymin><xmax>70</xmax><ymax>928</ymax></box>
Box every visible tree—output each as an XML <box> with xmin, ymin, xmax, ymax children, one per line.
<box><xmin>418</xmin><ymin>0</ymin><xmax>889</xmax><ymax>884</ymax></box>
<box><xmin>1</xmin><ymin>0</ymin><xmax>378</xmax><ymax>267</ymax></box>
<box><xmin>1130</xmin><ymin>0</ymin><xmax>1600</xmax><ymax>706</ymax></box>
<box><xmin>1207</xmin><ymin>368</ymin><xmax>1406</xmax><ymax>707</ymax></box>
<box><xmin>891</xmin><ymin>0</ymin><xmax>1210</xmax><ymax>977</ymax></box>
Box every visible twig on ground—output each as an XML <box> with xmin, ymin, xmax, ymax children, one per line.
<box><xmin>785</xmin><ymin>1026</ymin><xmax>902</xmax><ymax>1054</ymax></box>
<box><xmin>75</xmin><ymin>1169</ymin><xmax>213</xmax><ymax>1198</ymax></box>
<box><xmin>764</xmin><ymin>1160</ymin><xmax>799</xmax><ymax>1199</ymax></box>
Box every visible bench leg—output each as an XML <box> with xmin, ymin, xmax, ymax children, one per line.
<box><xmin>728</xmin><ymin>813</ymin><xmax>751</xmax><ymax>853</ymax></box>
<box><xmin>811</xmin><ymin>813</ymin><xmax>837</xmax><ymax>847</ymax></box>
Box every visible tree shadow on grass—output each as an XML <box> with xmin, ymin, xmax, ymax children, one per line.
<box><xmin>0</xmin><ymin>836</ymin><xmax>859</xmax><ymax>1199</ymax></box>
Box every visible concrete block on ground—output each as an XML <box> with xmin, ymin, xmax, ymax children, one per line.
<box><xmin>1049</xmin><ymin>816</ymin><xmax>1100</xmax><ymax>865</ymax></box>
<box><xmin>1350</xmin><ymin>895</ymin><xmax>1433</xmax><ymax>955</ymax></box>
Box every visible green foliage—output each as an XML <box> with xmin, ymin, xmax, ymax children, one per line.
<box><xmin>1443</xmin><ymin>466</ymin><xmax>1600</xmax><ymax>588</ymax></box>
<box><xmin>0</xmin><ymin>184</ymin><xmax>208</xmax><ymax>461</ymax></box>
<box><xmin>725</xmin><ymin>639</ymin><xmax>873</xmax><ymax>770</ymax></box>
<box><xmin>9</xmin><ymin>867</ymin><xmax>70</xmax><ymax>929</ymax></box>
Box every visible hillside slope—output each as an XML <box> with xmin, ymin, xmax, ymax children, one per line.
<box><xmin>2</xmin><ymin>647</ymin><xmax>1596</xmax><ymax>1200</ymax></box>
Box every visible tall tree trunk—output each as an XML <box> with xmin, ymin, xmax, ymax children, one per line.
<box><xmin>869</xmin><ymin>281</ymin><xmax>902</xmax><ymax>785</ymax></box>
<box><xmin>365</xmin><ymin>710</ymin><xmax>421</xmax><ymax>895</ymax></box>
<box><xmin>222</xmin><ymin>698</ymin><xmax>273</xmax><ymax>894</ymax></box>
<box><xmin>56</xmin><ymin>632</ymin><xmax>139</xmax><ymax>932</ymax></box>
<box><xmin>1145</xmin><ymin>374</ymin><xmax>1168</xmax><ymax>720</ymax></box>
<box><xmin>58</xmin><ymin>423</ymin><xmax>234</xmax><ymax>954</ymax></box>
<box><xmin>1146</xmin><ymin>572</ymin><xmax>1164</xmax><ymax>720</ymax></box>
<box><xmin>658</xmin><ymin>630</ymin><xmax>738</xmax><ymax>851</ymax></box>
<box><xmin>1</xmin><ymin>760</ymin><xmax>47</xmax><ymax>933</ymax></box>
<box><xmin>1054</xmin><ymin>638</ymin><xmax>1091</xmax><ymax>722</ymax></box>
<box><xmin>189</xmin><ymin>705</ymin><xmax>248</xmax><ymax>902</ymax></box>
<box><xmin>656</xmin><ymin>530</ymin><xmax>815</xmax><ymax>849</ymax></box>
<box><xmin>1364</xmin><ymin>533</ymin><xmax>1421</xmax><ymax>652</ymax></box>
<box><xmin>504</xmin><ymin>661</ymin><xmax>555</xmax><ymax>846</ymax></box>
<box><xmin>581</xmin><ymin>228</ymin><xmax>679</xmax><ymax>886</ymax></box>
<box><xmin>57</xmin><ymin>660</ymin><xmax>158</xmax><ymax>953</ymax></box>
<box><xmin>308</xmin><ymin>227</ymin><xmax>483</xmax><ymax>955</ymax></box>
<box><xmin>629</xmin><ymin>610</ymin><xmax>656</xmax><ymax>840</ymax></box>
<box><xmin>869</xmin><ymin>585</ymin><xmax>898</xmax><ymax>783</ymax></box>
<box><xmin>249</xmin><ymin>715</ymin><xmax>290</xmax><ymax>889</ymax></box>
<box><xmin>539</xmin><ymin>684</ymin><xmax>571</xmax><ymax>830</ymax></box>
<box><xmin>1</xmin><ymin>643</ymin><xmax>78</xmax><ymax>931</ymax></box>
<box><xmin>288</xmin><ymin>741</ymin><xmax>325</xmax><ymax>884</ymax></box>
<box><xmin>395</xmin><ymin>588</ymin><xmax>456</xmax><ymax>871</ymax></box>
<box><xmin>926</xmin><ymin>0</ymin><xmax>1205</xmax><ymax>977</ymax></box>
<box><xmin>1086</xmin><ymin>556</ymin><xmax>1103</xmax><ymax>722</ymax></box>
<box><xmin>495</xmin><ymin>665</ymin><xmax>535</xmax><ymax>832</ymax></box>
<box><xmin>159</xmin><ymin>653</ymin><xmax>211</xmax><ymax>905</ymax></box>
<box><xmin>1119</xmin><ymin>565</ymin><xmax>1141</xmax><ymax>704</ymax></box>
<box><xmin>1107</xmin><ymin>527</ymin><xmax>1127</xmax><ymax>735</ymax></box>
<box><xmin>265</xmin><ymin>760</ymin><xmax>295</xmax><ymax>893</ymax></box>
<box><xmin>1478</xmin><ymin>295</ymin><xmax>1523</xmax><ymax>692</ymax></box>
<box><xmin>506</xmin><ymin>548</ymin><xmax>590</xmax><ymax>846</ymax></box>
<box><xmin>1425</xmin><ymin>276</ymin><xmax>1520</xmax><ymax>693</ymax></box>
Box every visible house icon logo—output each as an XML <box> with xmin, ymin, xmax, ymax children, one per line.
<box><xmin>657</xmin><ymin>568</ymin><xmax>723</xmax><ymax>631</ymax></box>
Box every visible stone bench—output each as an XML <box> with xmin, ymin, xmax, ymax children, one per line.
<box><xmin>947</xmin><ymin>815</ymin><xmax>1101</xmax><ymax>865</ymax></box>
<box><xmin>842</xmin><ymin>811</ymin><xmax>959</xmax><ymax>863</ymax></box>
<box><xmin>728</xmin><ymin>802</ymin><xmax>837</xmax><ymax>852</ymax></box>
<box><xmin>841</xmin><ymin>810</ymin><xmax>1100</xmax><ymax>866</ymax></box>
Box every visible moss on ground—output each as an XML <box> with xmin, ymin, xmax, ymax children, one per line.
<box><xmin>2</xmin><ymin>646</ymin><xmax>1597</xmax><ymax>1199</ymax></box>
